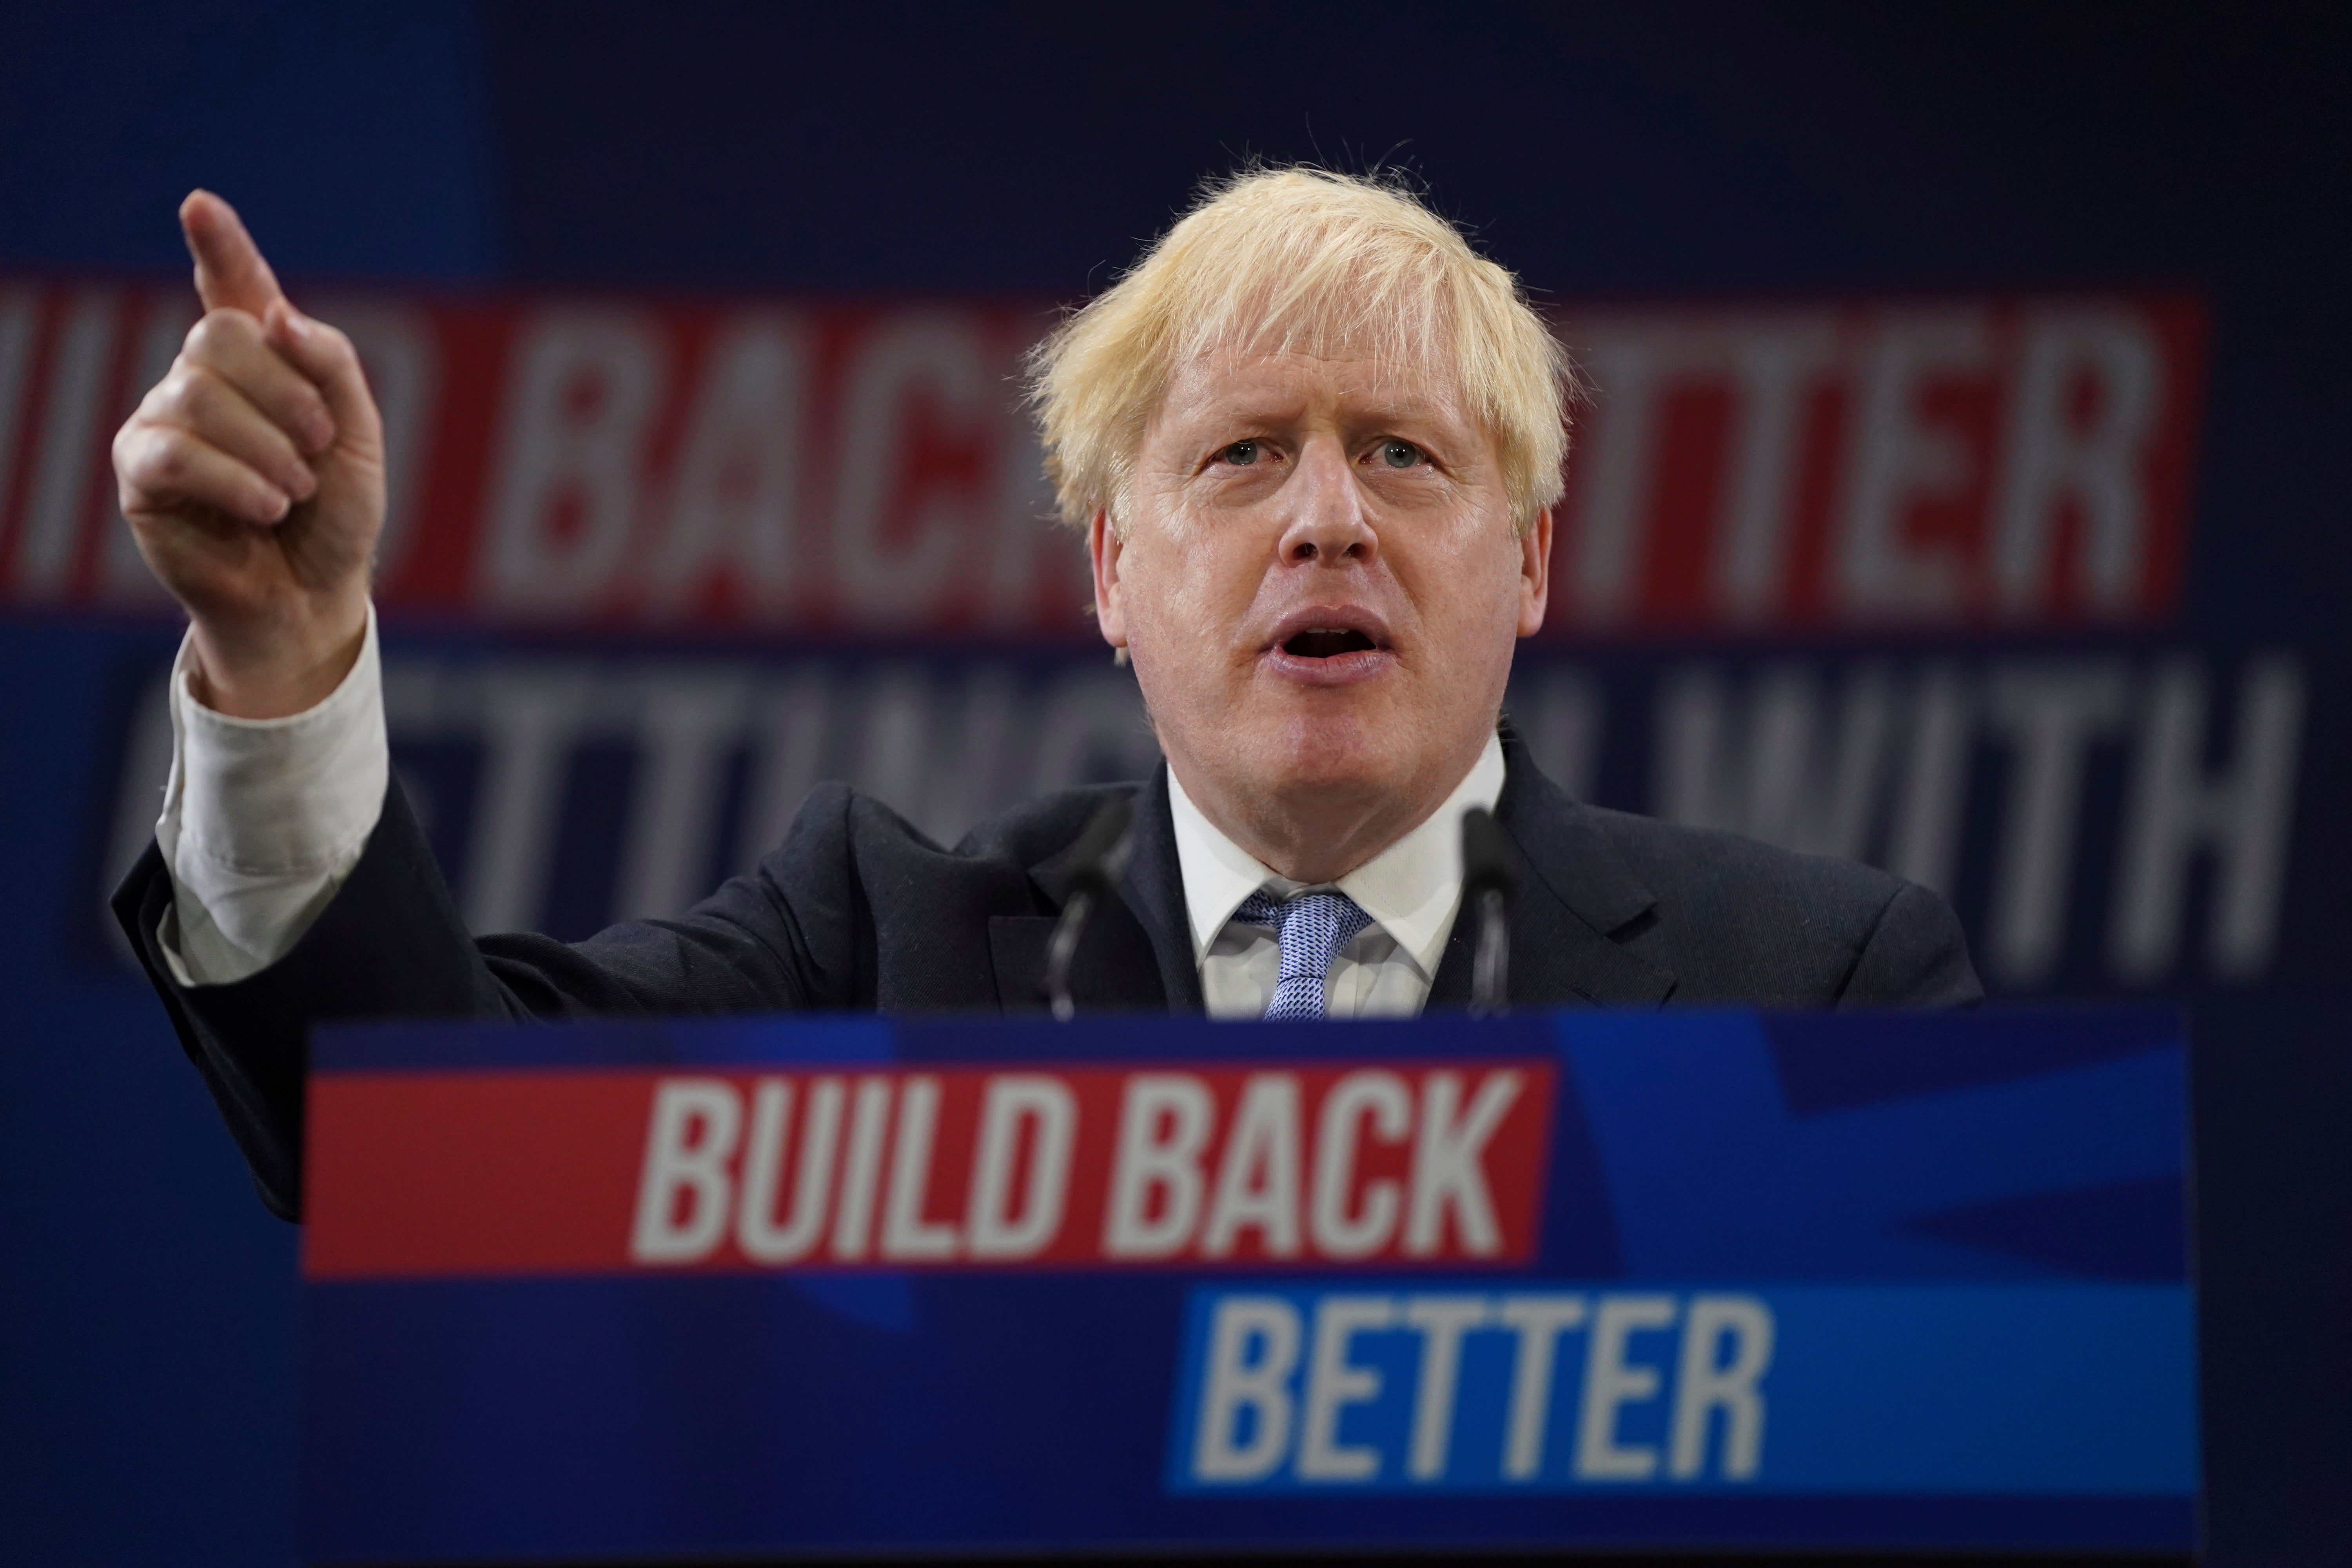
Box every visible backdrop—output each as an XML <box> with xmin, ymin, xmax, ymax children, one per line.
<box><xmin>1</xmin><ymin>4</ymin><xmax>2346</xmax><ymax>1563</ymax></box>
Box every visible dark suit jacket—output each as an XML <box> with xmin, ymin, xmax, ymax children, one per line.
<box><xmin>114</xmin><ymin>728</ymin><xmax>1980</xmax><ymax>1220</ymax></box>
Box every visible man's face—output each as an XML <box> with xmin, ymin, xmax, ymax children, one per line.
<box><xmin>1093</xmin><ymin>347</ymin><xmax>1550</xmax><ymax>873</ymax></box>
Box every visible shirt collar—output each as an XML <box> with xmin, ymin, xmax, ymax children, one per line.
<box><xmin>1165</xmin><ymin>732</ymin><xmax>1507</xmax><ymax>981</ymax></box>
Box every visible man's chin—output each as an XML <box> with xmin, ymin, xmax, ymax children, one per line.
<box><xmin>1249</xmin><ymin>713</ymin><xmax>1420</xmax><ymax>802</ymax></box>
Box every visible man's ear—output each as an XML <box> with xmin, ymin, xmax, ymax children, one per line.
<box><xmin>1517</xmin><ymin>506</ymin><xmax>1553</xmax><ymax>638</ymax></box>
<box><xmin>1088</xmin><ymin>509</ymin><xmax>1130</xmax><ymax>650</ymax></box>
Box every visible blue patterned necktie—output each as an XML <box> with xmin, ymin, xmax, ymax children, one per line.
<box><xmin>1234</xmin><ymin>889</ymin><xmax>1375</xmax><ymax>1020</ymax></box>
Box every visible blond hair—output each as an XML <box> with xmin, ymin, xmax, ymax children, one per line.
<box><xmin>1026</xmin><ymin>167</ymin><xmax>1576</xmax><ymax>535</ymax></box>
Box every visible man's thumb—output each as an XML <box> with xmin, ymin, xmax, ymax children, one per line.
<box><xmin>180</xmin><ymin>190</ymin><xmax>287</xmax><ymax>317</ymax></box>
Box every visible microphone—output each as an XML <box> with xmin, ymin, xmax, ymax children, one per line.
<box><xmin>1460</xmin><ymin>807</ymin><xmax>1515</xmax><ymax>1017</ymax></box>
<box><xmin>1045</xmin><ymin>796</ymin><xmax>1136</xmax><ymax>1021</ymax></box>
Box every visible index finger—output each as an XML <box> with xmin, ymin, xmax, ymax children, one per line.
<box><xmin>180</xmin><ymin>190</ymin><xmax>287</xmax><ymax>317</ymax></box>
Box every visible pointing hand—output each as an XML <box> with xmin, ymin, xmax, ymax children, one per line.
<box><xmin>113</xmin><ymin>191</ymin><xmax>386</xmax><ymax>718</ymax></box>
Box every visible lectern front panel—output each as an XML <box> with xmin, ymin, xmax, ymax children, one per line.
<box><xmin>300</xmin><ymin>1009</ymin><xmax>2195</xmax><ymax>1562</ymax></box>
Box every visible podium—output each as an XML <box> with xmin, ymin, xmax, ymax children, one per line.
<box><xmin>299</xmin><ymin>1008</ymin><xmax>2196</xmax><ymax>1563</ymax></box>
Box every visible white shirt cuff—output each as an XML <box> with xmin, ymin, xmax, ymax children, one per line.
<box><xmin>154</xmin><ymin>606</ymin><xmax>389</xmax><ymax>985</ymax></box>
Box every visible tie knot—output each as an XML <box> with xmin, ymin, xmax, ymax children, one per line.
<box><xmin>1235</xmin><ymin>889</ymin><xmax>1374</xmax><ymax>1020</ymax></box>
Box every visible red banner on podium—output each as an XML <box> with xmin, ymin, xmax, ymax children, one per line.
<box><xmin>305</xmin><ymin>1058</ymin><xmax>1556</xmax><ymax>1279</ymax></box>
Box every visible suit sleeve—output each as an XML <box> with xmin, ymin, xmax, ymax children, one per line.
<box><xmin>1834</xmin><ymin>880</ymin><xmax>1984</xmax><ymax>1008</ymax></box>
<box><xmin>113</xmin><ymin>775</ymin><xmax>855</xmax><ymax>1220</ymax></box>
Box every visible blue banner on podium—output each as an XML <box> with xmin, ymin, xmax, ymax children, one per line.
<box><xmin>300</xmin><ymin>1008</ymin><xmax>2196</xmax><ymax>1561</ymax></box>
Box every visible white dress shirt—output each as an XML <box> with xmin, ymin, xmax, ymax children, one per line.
<box><xmin>156</xmin><ymin>608</ymin><xmax>387</xmax><ymax>986</ymax></box>
<box><xmin>157</xmin><ymin>605</ymin><xmax>1506</xmax><ymax>1018</ymax></box>
<box><xmin>1168</xmin><ymin>737</ymin><xmax>1504</xmax><ymax>1019</ymax></box>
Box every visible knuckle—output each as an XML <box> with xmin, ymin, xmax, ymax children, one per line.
<box><xmin>144</xmin><ymin>427</ymin><xmax>222</xmax><ymax>492</ymax></box>
<box><xmin>114</xmin><ymin>416</ymin><xmax>165</xmax><ymax>468</ymax></box>
<box><xmin>186</xmin><ymin>308</ymin><xmax>257</xmax><ymax>356</ymax></box>
<box><xmin>154</xmin><ymin>367</ymin><xmax>209</xmax><ymax>421</ymax></box>
<box><xmin>118</xmin><ymin>423</ymin><xmax>168</xmax><ymax>482</ymax></box>
<box><xmin>148</xmin><ymin>437</ymin><xmax>192</xmax><ymax>486</ymax></box>
<box><xmin>317</xmin><ymin>323</ymin><xmax>363</xmax><ymax>373</ymax></box>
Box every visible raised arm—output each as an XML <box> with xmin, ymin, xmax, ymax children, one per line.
<box><xmin>107</xmin><ymin>200</ymin><xmax>839</xmax><ymax>1219</ymax></box>
<box><xmin>110</xmin><ymin>192</ymin><xmax>395</xmax><ymax>985</ymax></box>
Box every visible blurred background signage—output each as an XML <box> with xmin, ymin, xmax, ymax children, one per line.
<box><xmin>0</xmin><ymin>286</ymin><xmax>2204</xmax><ymax>637</ymax></box>
<box><xmin>8</xmin><ymin>281</ymin><xmax>2300</xmax><ymax>1000</ymax></box>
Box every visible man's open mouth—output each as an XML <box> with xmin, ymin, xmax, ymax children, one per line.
<box><xmin>1281</xmin><ymin>628</ymin><xmax>1381</xmax><ymax>658</ymax></box>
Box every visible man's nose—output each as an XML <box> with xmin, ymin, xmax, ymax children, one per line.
<box><xmin>1274</xmin><ymin>440</ymin><xmax>1377</xmax><ymax>566</ymax></box>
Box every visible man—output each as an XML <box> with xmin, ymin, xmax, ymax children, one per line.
<box><xmin>111</xmin><ymin>171</ymin><xmax>1980</xmax><ymax>1220</ymax></box>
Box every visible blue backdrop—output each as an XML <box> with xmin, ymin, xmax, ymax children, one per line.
<box><xmin>1</xmin><ymin>4</ymin><xmax>2347</xmax><ymax>1563</ymax></box>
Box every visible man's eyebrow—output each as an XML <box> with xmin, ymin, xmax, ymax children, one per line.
<box><xmin>1177</xmin><ymin>391</ymin><xmax>1463</xmax><ymax>429</ymax></box>
<box><xmin>1347</xmin><ymin>397</ymin><xmax>1454</xmax><ymax>425</ymax></box>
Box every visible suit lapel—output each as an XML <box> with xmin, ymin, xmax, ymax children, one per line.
<box><xmin>1427</xmin><ymin>732</ymin><xmax>1676</xmax><ymax>1009</ymax></box>
<box><xmin>1117</xmin><ymin>767</ymin><xmax>1205</xmax><ymax>1010</ymax></box>
<box><xmin>988</xmin><ymin>770</ymin><xmax>1195</xmax><ymax>1014</ymax></box>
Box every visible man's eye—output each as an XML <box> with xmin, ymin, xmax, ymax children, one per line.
<box><xmin>1378</xmin><ymin>439</ymin><xmax>1423</xmax><ymax>469</ymax></box>
<box><xmin>1219</xmin><ymin>440</ymin><xmax>1261</xmax><ymax>466</ymax></box>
